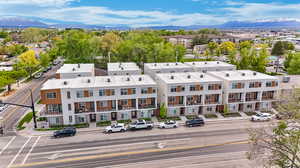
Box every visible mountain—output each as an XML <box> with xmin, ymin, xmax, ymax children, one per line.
<box><xmin>218</xmin><ymin>20</ymin><xmax>300</xmax><ymax>29</ymax></box>
<box><xmin>0</xmin><ymin>17</ymin><xmax>48</xmax><ymax>28</ymax></box>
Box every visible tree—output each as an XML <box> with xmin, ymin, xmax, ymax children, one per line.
<box><xmin>287</xmin><ymin>53</ymin><xmax>300</xmax><ymax>75</ymax></box>
<box><xmin>17</xmin><ymin>50</ymin><xmax>40</xmax><ymax>77</ymax></box>
<box><xmin>159</xmin><ymin>103</ymin><xmax>167</xmax><ymax>119</ymax></box>
<box><xmin>21</xmin><ymin>28</ymin><xmax>47</xmax><ymax>43</ymax></box>
<box><xmin>39</xmin><ymin>52</ymin><xmax>50</xmax><ymax>68</ymax></box>
<box><xmin>192</xmin><ymin>34</ymin><xmax>209</xmax><ymax>47</ymax></box>
<box><xmin>207</xmin><ymin>42</ymin><xmax>218</xmax><ymax>55</ymax></box>
<box><xmin>239</xmin><ymin>41</ymin><xmax>252</xmax><ymax>50</ymax></box>
<box><xmin>219</xmin><ymin>41</ymin><xmax>236</xmax><ymax>55</ymax></box>
<box><xmin>284</xmin><ymin>51</ymin><xmax>295</xmax><ymax>70</ymax></box>
<box><xmin>272</xmin><ymin>41</ymin><xmax>295</xmax><ymax>56</ymax></box>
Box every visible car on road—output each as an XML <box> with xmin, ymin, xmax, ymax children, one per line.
<box><xmin>53</xmin><ymin>127</ymin><xmax>76</xmax><ymax>138</ymax></box>
<box><xmin>185</xmin><ymin>117</ymin><xmax>205</xmax><ymax>127</ymax></box>
<box><xmin>251</xmin><ymin>113</ymin><xmax>273</xmax><ymax>122</ymax></box>
<box><xmin>0</xmin><ymin>103</ymin><xmax>8</xmax><ymax>112</ymax></box>
<box><xmin>128</xmin><ymin>119</ymin><xmax>154</xmax><ymax>130</ymax></box>
<box><xmin>104</xmin><ymin>123</ymin><xmax>126</xmax><ymax>133</ymax></box>
<box><xmin>34</xmin><ymin>72</ymin><xmax>43</xmax><ymax>79</ymax></box>
<box><xmin>43</xmin><ymin>66</ymin><xmax>52</xmax><ymax>73</ymax></box>
<box><xmin>158</xmin><ymin>120</ymin><xmax>178</xmax><ymax>129</ymax></box>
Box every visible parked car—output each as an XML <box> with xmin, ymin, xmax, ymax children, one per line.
<box><xmin>158</xmin><ymin>120</ymin><xmax>178</xmax><ymax>129</ymax></box>
<box><xmin>53</xmin><ymin>127</ymin><xmax>76</xmax><ymax>138</ymax></box>
<box><xmin>251</xmin><ymin>113</ymin><xmax>273</xmax><ymax>122</ymax></box>
<box><xmin>104</xmin><ymin>123</ymin><xmax>126</xmax><ymax>133</ymax></box>
<box><xmin>0</xmin><ymin>103</ymin><xmax>8</xmax><ymax>112</ymax></box>
<box><xmin>128</xmin><ymin>119</ymin><xmax>154</xmax><ymax>130</ymax></box>
<box><xmin>34</xmin><ymin>72</ymin><xmax>43</xmax><ymax>79</ymax></box>
<box><xmin>43</xmin><ymin>66</ymin><xmax>52</xmax><ymax>73</ymax></box>
<box><xmin>185</xmin><ymin>117</ymin><xmax>205</xmax><ymax>127</ymax></box>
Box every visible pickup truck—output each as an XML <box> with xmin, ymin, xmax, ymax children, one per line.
<box><xmin>128</xmin><ymin>120</ymin><xmax>154</xmax><ymax>130</ymax></box>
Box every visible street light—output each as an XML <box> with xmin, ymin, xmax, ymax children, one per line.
<box><xmin>0</xmin><ymin>89</ymin><xmax>37</xmax><ymax>129</ymax></box>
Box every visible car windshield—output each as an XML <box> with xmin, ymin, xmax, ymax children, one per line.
<box><xmin>256</xmin><ymin>114</ymin><xmax>262</xmax><ymax>117</ymax></box>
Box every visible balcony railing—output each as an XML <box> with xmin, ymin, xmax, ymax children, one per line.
<box><xmin>97</xmin><ymin>107</ymin><xmax>116</xmax><ymax>112</ymax></box>
<box><xmin>75</xmin><ymin>108</ymin><xmax>95</xmax><ymax>114</ymax></box>
<box><xmin>138</xmin><ymin>104</ymin><xmax>156</xmax><ymax>109</ymax></box>
<box><xmin>204</xmin><ymin>101</ymin><xmax>219</xmax><ymax>104</ymax></box>
<box><xmin>186</xmin><ymin>101</ymin><xmax>202</xmax><ymax>106</ymax></box>
<box><xmin>245</xmin><ymin>98</ymin><xmax>259</xmax><ymax>102</ymax></box>
<box><xmin>228</xmin><ymin>99</ymin><xmax>242</xmax><ymax>103</ymax></box>
<box><xmin>118</xmin><ymin>105</ymin><xmax>136</xmax><ymax>110</ymax></box>
<box><xmin>168</xmin><ymin>102</ymin><xmax>184</xmax><ymax>107</ymax></box>
<box><xmin>262</xmin><ymin>97</ymin><xmax>275</xmax><ymax>101</ymax></box>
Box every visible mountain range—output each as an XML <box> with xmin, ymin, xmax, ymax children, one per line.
<box><xmin>1</xmin><ymin>17</ymin><xmax>300</xmax><ymax>30</ymax></box>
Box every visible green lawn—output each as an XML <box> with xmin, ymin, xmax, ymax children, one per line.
<box><xmin>204</xmin><ymin>114</ymin><xmax>218</xmax><ymax>119</ymax></box>
<box><xmin>17</xmin><ymin>112</ymin><xmax>33</xmax><ymax>130</ymax></box>
<box><xmin>221</xmin><ymin>113</ymin><xmax>242</xmax><ymax>118</ymax></box>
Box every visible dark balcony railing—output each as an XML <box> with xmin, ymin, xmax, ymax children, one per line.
<box><xmin>138</xmin><ymin>104</ymin><xmax>156</xmax><ymax>109</ymax></box>
<box><xmin>97</xmin><ymin>107</ymin><xmax>116</xmax><ymax>112</ymax></box>
<box><xmin>262</xmin><ymin>97</ymin><xmax>275</xmax><ymax>101</ymax></box>
<box><xmin>228</xmin><ymin>99</ymin><xmax>242</xmax><ymax>103</ymax></box>
<box><xmin>168</xmin><ymin>102</ymin><xmax>184</xmax><ymax>107</ymax></box>
<box><xmin>186</xmin><ymin>100</ymin><xmax>202</xmax><ymax>106</ymax></box>
<box><xmin>246</xmin><ymin>98</ymin><xmax>258</xmax><ymax>102</ymax></box>
<box><xmin>118</xmin><ymin>105</ymin><xmax>136</xmax><ymax>110</ymax></box>
<box><xmin>75</xmin><ymin>108</ymin><xmax>95</xmax><ymax>113</ymax></box>
<box><xmin>205</xmin><ymin>101</ymin><xmax>219</xmax><ymax>104</ymax></box>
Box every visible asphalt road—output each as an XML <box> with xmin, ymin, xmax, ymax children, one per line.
<box><xmin>0</xmin><ymin>65</ymin><xmax>60</xmax><ymax>135</ymax></box>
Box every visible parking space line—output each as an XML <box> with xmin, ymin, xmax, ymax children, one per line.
<box><xmin>7</xmin><ymin>136</ymin><xmax>32</xmax><ymax>168</ymax></box>
<box><xmin>22</xmin><ymin>136</ymin><xmax>40</xmax><ymax>165</ymax></box>
<box><xmin>0</xmin><ymin>136</ymin><xmax>16</xmax><ymax>155</ymax></box>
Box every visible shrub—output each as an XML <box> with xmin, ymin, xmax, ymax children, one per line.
<box><xmin>186</xmin><ymin>115</ymin><xmax>198</xmax><ymax>120</ymax></box>
<box><xmin>97</xmin><ymin>121</ymin><xmax>111</xmax><ymax>127</ymax></box>
<box><xmin>37</xmin><ymin>117</ymin><xmax>46</xmax><ymax>121</ymax></box>
<box><xmin>204</xmin><ymin>114</ymin><xmax>218</xmax><ymax>118</ymax></box>
<box><xmin>117</xmin><ymin>119</ymin><xmax>132</xmax><ymax>124</ymax></box>
<box><xmin>244</xmin><ymin>112</ymin><xmax>257</xmax><ymax>116</ymax></box>
<box><xmin>221</xmin><ymin>113</ymin><xmax>242</xmax><ymax>118</ymax></box>
<box><xmin>17</xmin><ymin>112</ymin><xmax>33</xmax><ymax>130</ymax></box>
<box><xmin>157</xmin><ymin>116</ymin><xmax>181</xmax><ymax>122</ymax></box>
<box><xmin>35</xmin><ymin>123</ymin><xmax>89</xmax><ymax>131</ymax></box>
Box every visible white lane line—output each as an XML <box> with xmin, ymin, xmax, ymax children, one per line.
<box><xmin>0</xmin><ymin>136</ymin><xmax>16</xmax><ymax>155</ymax></box>
<box><xmin>7</xmin><ymin>136</ymin><xmax>32</xmax><ymax>168</ymax></box>
<box><xmin>22</xmin><ymin>136</ymin><xmax>40</xmax><ymax>165</ymax></box>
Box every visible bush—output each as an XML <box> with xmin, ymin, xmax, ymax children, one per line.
<box><xmin>37</xmin><ymin>117</ymin><xmax>46</xmax><ymax>121</ymax></box>
<box><xmin>244</xmin><ymin>112</ymin><xmax>257</xmax><ymax>116</ymax></box>
<box><xmin>157</xmin><ymin>116</ymin><xmax>181</xmax><ymax>122</ymax></box>
<box><xmin>117</xmin><ymin>119</ymin><xmax>132</xmax><ymax>124</ymax></box>
<box><xmin>204</xmin><ymin>114</ymin><xmax>218</xmax><ymax>118</ymax></box>
<box><xmin>35</xmin><ymin>123</ymin><xmax>89</xmax><ymax>131</ymax></box>
<box><xmin>221</xmin><ymin>113</ymin><xmax>242</xmax><ymax>118</ymax></box>
<box><xmin>186</xmin><ymin>115</ymin><xmax>198</xmax><ymax>120</ymax></box>
<box><xmin>97</xmin><ymin>121</ymin><xmax>111</xmax><ymax>127</ymax></box>
<box><xmin>17</xmin><ymin>112</ymin><xmax>33</xmax><ymax>130</ymax></box>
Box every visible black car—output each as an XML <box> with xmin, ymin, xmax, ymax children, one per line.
<box><xmin>185</xmin><ymin>117</ymin><xmax>205</xmax><ymax>127</ymax></box>
<box><xmin>53</xmin><ymin>127</ymin><xmax>76</xmax><ymax>138</ymax></box>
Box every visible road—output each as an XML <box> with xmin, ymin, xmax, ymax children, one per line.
<box><xmin>0</xmin><ymin>120</ymin><xmax>269</xmax><ymax>168</ymax></box>
<box><xmin>0</xmin><ymin>65</ymin><xmax>60</xmax><ymax>135</ymax></box>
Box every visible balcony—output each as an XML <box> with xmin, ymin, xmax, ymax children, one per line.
<box><xmin>205</xmin><ymin>94</ymin><xmax>220</xmax><ymax>104</ymax></box>
<box><xmin>186</xmin><ymin>95</ymin><xmax>202</xmax><ymax>106</ymax></box>
<box><xmin>246</xmin><ymin>92</ymin><xmax>259</xmax><ymax>102</ymax></box>
<box><xmin>75</xmin><ymin>108</ymin><xmax>95</xmax><ymax>114</ymax></box>
<box><xmin>262</xmin><ymin>91</ymin><xmax>276</xmax><ymax>101</ymax></box>
<box><xmin>118</xmin><ymin>105</ymin><xmax>136</xmax><ymax>110</ymax></box>
<box><xmin>168</xmin><ymin>96</ymin><xmax>184</xmax><ymax>107</ymax></box>
<box><xmin>245</xmin><ymin>98</ymin><xmax>259</xmax><ymax>102</ymax></box>
<box><xmin>262</xmin><ymin>96</ymin><xmax>275</xmax><ymax>101</ymax></box>
<box><xmin>118</xmin><ymin>99</ymin><xmax>136</xmax><ymax>110</ymax></box>
<box><xmin>96</xmin><ymin>100</ymin><xmax>116</xmax><ymax>112</ymax></box>
<box><xmin>138</xmin><ymin>98</ymin><xmax>156</xmax><ymax>109</ymax></box>
<box><xmin>74</xmin><ymin>102</ymin><xmax>95</xmax><ymax>114</ymax></box>
<box><xmin>228</xmin><ymin>99</ymin><xmax>242</xmax><ymax>103</ymax></box>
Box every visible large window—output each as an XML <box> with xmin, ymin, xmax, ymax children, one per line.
<box><xmin>47</xmin><ymin>104</ymin><xmax>62</xmax><ymax>113</ymax></box>
<box><xmin>99</xmin><ymin>89</ymin><xmax>105</xmax><ymax>96</ymax></box>
<box><xmin>170</xmin><ymin>86</ymin><xmax>177</xmax><ymax>92</ymax></box>
<box><xmin>231</xmin><ymin>83</ymin><xmax>244</xmax><ymax>89</ymax></box>
<box><xmin>46</xmin><ymin>92</ymin><xmax>56</xmax><ymax>99</ymax></box>
<box><xmin>76</xmin><ymin>91</ymin><xmax>84</xmax><ymax>98</ymax></box>
<box><xmin>249</xmin><ymin>82</ymin><xmax>262</xmax><ymax>88</ymax></box>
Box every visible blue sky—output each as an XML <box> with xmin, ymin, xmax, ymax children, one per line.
<box><xmin>0</xmin><ymin>0</ymin><xmax>300</xmax><ymax>27</ymax></box>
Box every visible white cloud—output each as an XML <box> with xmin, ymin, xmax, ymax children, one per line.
<box><xmin>0</xmin><ymin>0</ymin><xmax>77</xmax><ymax>7</ymax></box>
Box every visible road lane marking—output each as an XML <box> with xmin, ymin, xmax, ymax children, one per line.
<box><xmin>22</xmin><ymin>136</ymin><xmax>40</xmax><ymax>164</ymax></box>
<box><xmin>11</xmin><ymin>139</ymin><xmax>249</xmax><ymax>168</ymax></box>
<box><xmin>7</xmin><ymin>136</ymin><xmax>32</xmax><ymax>168</ymax></box>
<box><xmin>0</xmin><ymin>136</ymin><xmax>16</xmax><ymax>155</ymax></box>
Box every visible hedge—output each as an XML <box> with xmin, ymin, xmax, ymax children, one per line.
<box><xmin>96</xmin><ymin>121</ymin><xmax>111</xmax><ymax>127</ymax></box>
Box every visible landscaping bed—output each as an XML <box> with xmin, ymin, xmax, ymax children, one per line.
<box><xmin>244</xmin><ymin>112</ymin><xmax>257</xmax><ymax>116</ymax></box>
<box><xmin>204</xmin><ymin>114</ymin><xmax>218</xmax><ymax>119</ymax></box>
<box><xmin>157</xmin><ymin>116</ymin><xmax>181</xmax><ymax>122</ymax></box>
<box><xmin>116</xmin><ymin>119</ymin><xmax>132</xmax><ymax>125</ymax></box>
<box><xmin>186</xmin><ymin>115</ymin><xmax>198</xmax><ymax>120</ymax></box>
<box><xmin>17</xmin><ymin>112</ymin><xmax>33</xmax><ymax>130</ymax></box>
<box><xmin>35</xmin><ymin>123</ymin><xmax>89</xmax><ymax>131</ymax></box>
<box><xmin>96</xmin><ymin>121</ymin><xmax>111</xmax><ymax>127</ymax></box>
<box><xmin>139</xmin><ymin>118</ymin><xmax>152</xmax><ymax>121</ymax></box>
<box><xmin>221</xmin><ymin>113</ymin><xmax>242</xmax><ymax>118</ymax></box>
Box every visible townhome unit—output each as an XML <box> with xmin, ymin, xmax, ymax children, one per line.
<box><xmin>184</xmin><ymin>61</ymin><xmax>236</xmax><ymax>72</ymax></box>
<box><xmin>107</xmin><ymin>62</ymin><xmax>141</xmax><ymax>76</ymax></box>
<box><xmin>55</xmin><ymin>64</ymin><xmax>95</xmax><ymax>79</ymax></box>
<box><xmin>40</xmin><ymin>75</ymin><xmax>157</xmax><ymax>126</ymax></box>
<box><xmin>208</xmin><ymin>70</ymin><xmax>279</xmax><ymax>112</ymax></box>
<box><xmin>144</xmin><ymin>62</ymin><xmax>194</xmax><ymax>79</ymax></box>
<box><xmin>155</xmin><ymin>72</ymin><xmax>223</xmax><ymax>117</ymax></box>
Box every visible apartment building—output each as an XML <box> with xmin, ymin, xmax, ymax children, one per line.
<box><xmin>40</xmin><ymin>75</ymin><xmax>157</xmax><ymax>126</ymax></box>
<box><xmin>144</xmin><ymin>62</ymin><xmax>194</xmax><ymax>79</ymax></box>
<box><xmin>155</xmin><ymin>72</ymin><xmax>223</xmax><ymax>117</ymax></box>
<box><xmin>55</xmin><ymin>64</ymin><xmax>95</xmax><ymax>79</ymax></box>
<box><xmin>185</xmin><ymin>61</ymin><xmax>236</xmax><ymax>72</ymax></box>
<box><xmin>107</xmin><ymin>62</ymin><xmax>141</xmax><ymax>76</ymax></box>
<box><xmin>208</xmin><ymin>70</ymin><xmax>279</xmax><ymax>112</ymax></box>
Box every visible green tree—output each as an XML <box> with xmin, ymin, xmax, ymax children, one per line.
<box><xmin>287</xmin><ymin>53</ymin><xmax>300</xmax><ymax>74</ymax></box>
<box><xmin>272</xmin><ymin>41</ymin><xmax>294</xmax><ymax>56</ymax></box>
<box><xmin>39</xmin><ymin>52</ymin><xmax>50</xmax><ymax>68</ymax></box>
<box><xmin>239</xmin><ymin>41</ymin><xmax>252</xmax><ymax>50</ymax></box>
<box><xmin>284</xmin><ymin>51</ymin><xmax>295</xmax><ymax>70</ymax></box>
<box><xmin>207</xmin><ymin>42</ymin><xmax>218</xmax><ymax>55</ymax></box>
<box><xmin>192</xmin><ymin>34</ymin><xmax>209</xmax><ymax>47</ymax></box>
<box><xmin>159</xmin><ymin>103</ymin><xmax>167</xmax><ymax>119</ymax></box>
<box><xmin>21</xmin><ymin>28</ymin><xmax>47</xmax><ymax>43</ymax></box>
<box><xmin>17</xmin><ymin>50</ymin><xmax>40</xmax><ymax>77</ymax></box>
<box><xmin>219</xmin><ymin>41</ymin><xmax>236</xmax><ymax>55</ymax></box>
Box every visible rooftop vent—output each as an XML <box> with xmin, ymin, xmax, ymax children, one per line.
<box><xmin>126</xmin><ymin>77</ymin><xmax>130</xmax><ymax>81</ymax></box>
<box><xmin>192</xmin><ymin>62</ymin><xmax>195</xmax><ymax>65</ymax></box>
<box><xmin>72</xmin><ymin>68</ymin><xmax>76</xmax><ymax>71</ymax></box>
<box><xmin>187</xmin><ymin>75</ymin><xmax>191</xmax><ymax>79</ymax></box>
<box><xmin>226</xmin><ymin>73</ymin><xmax>230</xmax><ymax>77</ymax></box>
<box><xmin>154</xmin><ymin>63</ymin><xmax>157</xmax><ymax>66</ymax></box>
<box><xmin>138</xmin><ymin>77</ymin><xmax>142</xmax><ymax>81</ymax></box>
<box><xmin>253</xmin><ymin>72</ymin><xmax>257</xmax><ymax>76</ymax></box>
<box><xmin>107</xmin><ymin>78</ymin><xmax>111</xmax><ymax>83</ymax></box>
<box><xmin>87</xmin><ymin>79</ymin><xmax>91</xmax><ymax>83</ymax></box>
<box><xmin>121</xmin><ymin>67</ymin><xmax>124</xmax><ymax>70</ymax></box>
<box><xmin>77</xmin><ymin>64</ymin><xmax>80</xmax><ymax>68</ymax></box>
<box><xmin>241</xmin><ymin>73</ymin><xmax>246</xmax><ymax>76</ymax></box>
<box><xmin>166</xmin><ymin>63</ymin><xmax>169</xmax><ymax>66</ymax></box>
<box><xmin>204</xmin><ymin>62</ymin><xmax>207</xmax><ymax>64</ymax></box>
<box><xmin>63</xmin><ymin>81</ymin><xmax>68</xmax><ymax>85</ymax></box>
<box><xmin>170</xmin><ymin>75</ymin><xmax>174</xmax><ymax>80</ymax></box>
<box><xmin>175</xmin><ymin>62</ymin><xmax>178</xmax><ymax>65</ymax></box>
<box><xmin>217</xmin><ymin>61</ymin><xmax>219</xmax><ymax>64</ymax></box>
<box><xmin>200</xmin><ymin>74</ymin><xmax>204</xmax><ymax>78</ymax></box>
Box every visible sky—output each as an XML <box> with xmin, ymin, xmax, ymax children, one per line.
<box><xmin>0</xmin><ymin>0</ymin><xmax>300</xmax><ymax>27</ymax></box>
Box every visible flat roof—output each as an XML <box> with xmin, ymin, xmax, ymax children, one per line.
<box><xmin>208</xmin><ymin>70</ymin><xmax>278</xmax><ymax>81</ymax></box>
<box><xmin>185</xmin><ymin>61</ymin><xmax>236</xmax><ymax>68</ymax></box>
<box><xmin>107</xmin><ymin>62</ymin><xmax>140</xmax><ymax>72</ymax></box>
<box><xmin>41</xmin><ymin>75</ymin><xmax>156</xmax><ymax>90</ymax></box>
<box><xmin>56</xmin><ymin>64</ymin><xmax>94</xmax><ymax>74</ymax></box>
<box><xmin>156</xmin><ymin>72</ymin><xmax>222</xmax><ymax>84</ymax></box>
<box><xmin>144</xmin><ymin>62</ymin><xmax>192</xmax><ymax>70</ymax></box>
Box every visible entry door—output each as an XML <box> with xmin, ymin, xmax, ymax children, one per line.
<box><xmin>111</xmin><ymin>112</ymin><xmax>117</xmax><ymax>121</ymax></box>
<box><xmin>198</xmin><ymin>106</ymin><xmax>203</xmax><ymax>115</ymax></box>
<box><xmin>131</xmin><ymin>111</ymin><xmax>137</xmax><ymax>119</ymax></box>
<box><xmin>180</xmin><ymin>107</ymin><xmax>185</xmax><ymax>116</ymax></box>
<box><xmin>90</xmin><ymin>114</ymin><xmax>96</xmax><ymax>122</ymax></box>
<box><xmin>255</xmin><ymin>103</ymin><xmax>260</xmax><ymax>111</ymax></box>
<box><xmin>238</xmin><ymin>104</ymin><xmax>244</xmax><ymax>112</ymax></box>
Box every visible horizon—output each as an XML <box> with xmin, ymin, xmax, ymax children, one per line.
<box><xmin>0</xmin><ymin>0</ymin><xmax>300</xmax><ymax>27</ymax></box>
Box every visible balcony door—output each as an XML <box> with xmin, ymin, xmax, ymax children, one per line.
<box><xmin>111</xmin><ymin>112</ymin><xmax>117</xmax><ymax>121</ymax></box>
<box><xmin>90</xmin><ymin>114</ymin><xmax>96</xmax><ymax>122</ymax></box>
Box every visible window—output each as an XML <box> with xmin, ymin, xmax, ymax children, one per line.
<box><xmin>190</xmin><ymin>85</ymin><xmax>196</xmax><ymax>91</ymax></box>
<box><xmin>132</xmin><ymin>88</ymin><xmax>136</xmax><ymax>94</ymax></box>
<box><xmin>78</xmin><ymin>116</ymin><xmax>85</xmax><ymax>123</ymax></box>
<box><xmin>68</xmin><ymin>104</ymin><xmax>72</xmax><ymax>111</ymax></box>
<box><xmin>100</xmin><ymin>114</ymin><xmax>108</xmax><ymax>121</ymax></box>
<box><xmin>46</xmin><ymin>92</ymin><xmax>56</xmax><ymax>99</ymax></box>
<box><xmin>47</xmin><ymin>104</ymin><xmax>62</xmax><ymax>112</ymax></box>
<box><xmin>87</xmin><ymin>90</ymin><xmax>93</xmax><ymax>97</ymax></box>
<box><xmin>121</xmin><ymin>88</ymin><xmax>128</xmax><ymax>95</ymax></box>
<box><xmin>170</xmin><ymin>86</ymin><xmax>177</xmax><ymax>92</ymax></box>
<box><xmin>67</xmin><ymin>91</ymin><xmax>71</xmax><ymax>99</ymax></box>
<box><xmin>231</xmin><ymin>83</ymin><xmax>244</xmax><ymax>89</ymax></box>
<box><xmin>100</xmin><ymin>101</ymin><xmax>108</xmax><ymax>107</ymax></box>
<box><xmin>69</xmin><ymin>116</ymin><xmax>73</xmax><ymax>123</ymax></box>
<box><xmin>266</xmin><ymin>81</ymin><xmax>278</xmax><ymax>87</ymax></box>
<box><xmin>99</xmin><ymin>89</ymin><xmax>105</xmax><ymax>96</ymax></box>
<box><xmin>207</xmin><ymin>107</ymin><xmax>212</xmax><ymax>112</ymax></box>
<box><xmin>208</xmin><ymin>84</ymin><xmax>222</xmax><ymax>90</ymax></box>
<box><xmin>76</xmin><ymin>91</ymin><xmax>84</xmax><ymax>98</ymax></box>
<box><xmin>249</xmin><ymin>82</ymin><xmax>262</xmax><ymax>88</ymax></box>
<box><xmin>141</xmin><ymin>88</ymin><xmax>148</xmax><ymax>94</ymax></box>
<box><xmin>120</xmin><ymin>99</ymin><xmax>128</xmax><ymax>105</ymax></box>
<box><xmin>140</xmin><ymin>99</ymin><xmax>147</xmax><ymax>104</ymax></box>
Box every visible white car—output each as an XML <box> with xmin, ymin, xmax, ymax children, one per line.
<box><xmin>0</xmin><ymin>103</ymin><xmax>8</xmax><ymax>112</ymax></box>
<box><xmin>158</xmin><ymin>120</ymin><xmax>178</xmax><ymax>129</ymax></box>
<box><xmin>251</xmin><ymin>113</ymin><xmax>272</xmax><ymax>121</ymax></box>
<box><xmin>34</xmin><ymin>72</ymin><xmax>43</xmax><ymax>79</ymax></box>
<box><xmin>104</xmin><ymin>123</ymin><xmax>126</xmax><ymax>133</ymax></box>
